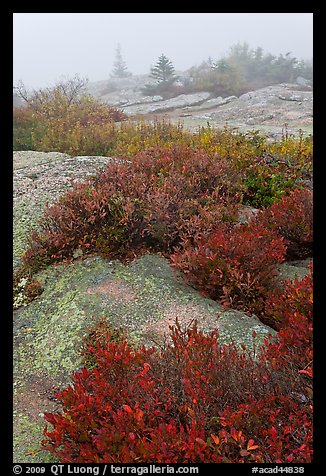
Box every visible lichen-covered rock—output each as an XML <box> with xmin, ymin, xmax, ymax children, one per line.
<box><xmin>13</xmin><ymin>152</ymin><xmax>114</xmax><ymax>270</ymax></box>
<box><xmin>13</xmin><ymin>252</ymin><xmax>277</xmax><ymax>462</ymax></box>
<box><xmin>198</xmin><ymin>83</ymin><xmax>312</xmax><ymax>134</ymax></box>
<box><xmin>14</xmin><ymin>254</ymin><xmax>276</xmax><ymax>382</ymax></box>
<box><xmin>122</xmin><ymin>92</ymin><xmax>211</xmax><ymax>115</ymax></box>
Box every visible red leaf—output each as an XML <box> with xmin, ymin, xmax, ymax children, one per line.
<box><xmin>247</xmin><ymin>439</ymin><xmax>259</xmax><ymax>451</ymax></box>
<box><xmin>122</xmin><ymin>404</ymin><xmax>133</xmax><ymax>414</ymax></box>
<box><xmin>195</xmin><ymin>437</ymin><xmax>206</xmax><ymax>446</ymax></box>
<box><xmin>211</xmin><ymin>434</ymin><xmax>220</xmax><ymax>445</ymax></box>
<box><xmin>299</xmin><ymin>368</ymin><xmax>313</xmax><ymax>378</ymax></box>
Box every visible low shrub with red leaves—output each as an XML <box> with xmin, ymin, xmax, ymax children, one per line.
<box><xmin>42</xmin><ymin>295</ymin><xmax>313</xmax><ymax>463</ymax></box>
<box><xmin>170</xmin><ymin>220</ymin><xmax>286</xmax><ymax>311</ymax></box>
<box><xmin>42</xmin><ymin>268</ymin><xmax>313</xmax><ymax>464</ymax></box>
<box><xmin>261</xmin><ymin>263</ymin><xmax>313</xmax><ymax>330</ymax></box>
<box><xmin>252</xmin><ymin>187</ymin><xmax>313</xmax><ymax>260</ymax></box>
<box><xmin>170</xmin><ymin>186</ymin><xmax>312</xmax><ymax>313</ymax></box>
<box><xmin>21</xmin><ymin>145</ymin><xmax>242</xmax><ymax>274</ymax></box>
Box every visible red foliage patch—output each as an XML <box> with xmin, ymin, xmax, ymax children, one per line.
<box><xmin>252</xmin><ymin>187</ymin><xmax>313</xmax><ymax>260</ymax></box>
<box><xmin>42</xmin><ymin>272</ymin><xmax>313</xmax><ymax>463</ymax></box>
<box><xmin>21</xmin><ymin>145</ymin><xmax>242</xmax><ymax>272</ymax></box>
<box><xmin>171</xmin><ymin>220</ymin><xmax>286</xmax><ymax>310</ymax></box>
<box><xmin>262</xmin><ymin>263</ymin><xmax>313</xmax><ymax>330</ymax></box>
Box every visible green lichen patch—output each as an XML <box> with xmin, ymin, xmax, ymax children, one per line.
<box><xmin>14</xmin><ymin>254</ymin><xmax>277</xmax><ymax>385</ymax></box>
<box><xmin>13</xmin><ymin>198</ymin><xmax>41</xmax><ymax>270</ymax></box>
<box><xmin>216</xmin><ymin>311</ymin><xmax>274</xmax><ymax>350</ymax></box>
<box><xmin>14</xmin><ymin>257</ymin><xmax>110</xmax><ymax>381</ymax></box>
<box><xmin>13</xmin><ymin>413</ymin><xmax>58</xmax><ymax>463</ymax></box>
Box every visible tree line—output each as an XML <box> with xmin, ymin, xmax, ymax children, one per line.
<box><xmin>111</xmin><ymin>42</ymin><xmax>313</xmax><ymax>98</ymax></box>
<box><xmin>14</xmin><ymin>42</ymin><xmax>313</xmax><ymax>107</ymax></box>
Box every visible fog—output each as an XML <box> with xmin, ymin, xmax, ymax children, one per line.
<box><xmin>13</xmin><ymin>13</ymin><xmax>313</xmax><ymax>90</ymax></box>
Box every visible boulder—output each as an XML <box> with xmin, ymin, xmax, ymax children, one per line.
<box><xmin>184</xmin><ymin>95</ymin><xmax>239</xmax><ymax>112</ymax></box>
<box><xmin>85</xmin><ymin>75</ymin><xmax>211</xmax><ymax>114</ymax></box>
<box><xmin>122</xmin><ymin>92</ymin><xmax>211</xmax><ymax>116</ymax></box>
<box><xmin>277</xmin><ymin>259</ymin><xmax>312</xmax><ymax>284</ymax></box>
<box><xmin>190</xmin><ymin>83</ymin><xmax>312</xmax><ymax>137</ymax></box>
<box><xmin>84</xmin><ymin>75</ymin><xmax>162</xmax><ymax>107</ymax></box>
<box><xmin>13</xmin><ymin>152</ymin><xmax>114</xmax><ymax>271</ymax></box>
<box><xmin>236</xmin><ymin>204</ymin><xmax>260</xmax><ymax>224</ymax></box>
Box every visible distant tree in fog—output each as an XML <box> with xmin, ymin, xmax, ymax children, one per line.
<box><xmin>111</xmin><ymin>43</ymin><xmax>131</xmax><ymax>78</ymax></box>
<box><xmin>142</xmin><ymin>54</ymin><xmax>179</xmax><ymax>98</ymax></box>
<box><xmin>150</xmin><ymin>54</ymin><xmax>178</xmax><ymax>85</ymax></box>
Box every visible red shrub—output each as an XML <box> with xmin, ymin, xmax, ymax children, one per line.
<box><xmin>220</xmin><ymin>394</ymin><xmax>312</xmax><ymax>463</ymax></box>
<box><xmin>42</xmin><ymin>303</ymin><xmax>313</xmax><ymax>463</ymax></box>
<box><xmin>171</xmin><ymin>220</ymin><xmax>286</xmax><ymax>310</ymax></box>
<box><xmin>262</xmin><ymin>264</ymin><xmax>313</xmax><ymax>330</ymax></box>
<box><xmin>252</xmin><ymin>187</ymin><xmax>313</xmax><ymax>260</ymax></box>
<box><xmin>22</xmin><ymin>145</ymin><xmax>242</xmax><ymax>271</ymax></box>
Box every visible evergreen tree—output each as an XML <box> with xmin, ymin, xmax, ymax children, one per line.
<box><xmin>150</xmin><ymin>54</ymin><xmax>177</xmax><ymax>85</ymax></box>
<box><xmin>111</xmin><ymin>44</ymin><xmax>131</xmax><ymax>78</ymax></box>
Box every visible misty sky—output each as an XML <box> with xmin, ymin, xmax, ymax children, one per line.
<box><xmin>13</xmin><ymin>13</ymin><xmax>313</xmax><ymax>90</ymax></box>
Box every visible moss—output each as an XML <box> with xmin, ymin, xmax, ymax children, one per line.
<box><xmin>13</xmin><ymin>413</ymin><xmax>58</xmax><ymax>463</ymax></box>
<box><xmin>13</xmin><ymin>199</ymin><xmax>40</xmax><ymax>270</ymax></box>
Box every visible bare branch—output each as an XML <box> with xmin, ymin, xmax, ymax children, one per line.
<box><xmin>13</xmin><ymin>80</ymin><xmax>30</xmax><ymax>103</ymax></box>
<box><xmin>13</xmin><ymin>75</ymin><xmax>89</xmax><ymax>113</ymax></box>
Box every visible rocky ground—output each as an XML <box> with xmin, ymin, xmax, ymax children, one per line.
<box><xmin>13</xmin><ymin>150</ymin><xmax>312</xmax><ymax>463</ymax></box>
<box><xmin>85</xmin><ymin>76</ymin><xmax>313</xmax><ymax>138</ymax></box>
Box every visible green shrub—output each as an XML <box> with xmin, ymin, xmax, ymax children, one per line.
<box><xmin>13</xmin><ymin>108</ymin><xmax>45</xmax><ymax>150</ymax></box>
<box><xmin>242</xmin><ymin>172</ymin><xmax>296</xmax><ymax>208</ymax></box>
